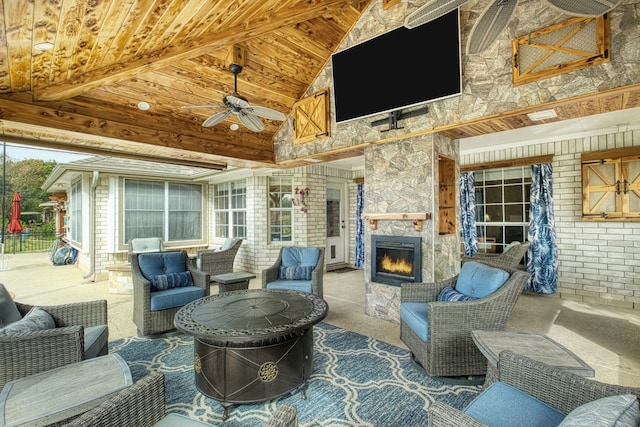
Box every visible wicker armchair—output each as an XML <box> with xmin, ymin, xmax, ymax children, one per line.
<box><xmin>262</xmin><ymin>246</ymin><xmax>324</xmax><ymax>297</ymax></box>
<box><xmin>131</xmin><ymin>251</ymin><xmax>210</xmax><ymax>336</ymax></box>
<box><xmin>197</xmin><ymin>238</ymin><xmax>242</xmax><ymax>277</ymax></box>
<box><xmin>428</xmin><ymin>350</ymin><xmax>640</xmax><ymax>427</ymax></box>
<box><xmin>64</xmin><ymin>372</ymin><xmax>299</xmax><ymax>427</ymax></box>
<box><xmin>0</xmin><ymin>298</ymin><xmax>108</xmax><ymax>388</ymax></box>
<box><xmin>400</xmin><ymin>265</ymin><xmax>530</xmax><ymax>378</ymax></box>
<box><xmin>461</xmin><ymin>241</ymin><xmax>530</xmax><ymax>270</ymax></box>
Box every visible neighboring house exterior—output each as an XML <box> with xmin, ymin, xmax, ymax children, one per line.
<box><xmin>41</xmin><ymin>156</ymin><xmax>363</xmax><ymax>286</ymax></box>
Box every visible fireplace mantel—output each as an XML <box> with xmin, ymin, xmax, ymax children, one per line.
<box><xmin>360</xmin><ymin>212</ymin><xmax>431</xmax><ymax>232</ymax></box>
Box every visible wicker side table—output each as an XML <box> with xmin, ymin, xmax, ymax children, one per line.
<box><xmin>471</xmin><ymin>330</ymin><xmax>595</xmax><ymax>386</ymax></box>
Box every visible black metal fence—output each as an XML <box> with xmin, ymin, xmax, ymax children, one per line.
<box><xmin>2</xmin><ymin>230</ymin><xmax>58</xmax><ymax>254</ymax></box>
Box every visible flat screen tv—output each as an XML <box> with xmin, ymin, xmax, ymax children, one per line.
<box><xmin>331</xmin><ymin>9</ymin><xmax>461</xmax><ymax>124</ymax></box>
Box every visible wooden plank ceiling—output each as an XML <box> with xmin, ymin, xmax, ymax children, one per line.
<box><xmin>0</xmin><ymin>0</ymin><xmax>638</xmax><ymax>170</ymax></box>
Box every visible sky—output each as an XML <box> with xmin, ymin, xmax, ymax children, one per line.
<box><xmin>1</xmin><ymin>143</ymin><xmax>89</xmax><ymax>163</ymax></box>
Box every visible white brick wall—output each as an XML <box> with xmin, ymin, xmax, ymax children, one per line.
<box><xmin>462</xmin><ymin>128</ymin><xmax>640</xmax><ymax>309</ymax></box>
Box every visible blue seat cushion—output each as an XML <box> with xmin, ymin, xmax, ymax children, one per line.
<box><xmin>463</xmin><ymin>381</ymin><xmax>566</xmax><ymax>427</ymax></box>
<box><xmin>84</xmin><ymin>325</ymin><xmax>108</xmax><ymax>359</ymax></box>
<box><xmin>138</xmin><ymin>252</ymin><xmax>187</xmax><ymax>279</ymax></box>
<box><xmin>155</xmin><ymin>413</ymin><xmax>212</xmax><ymax>426</ymax></box>
<box><xmin>281</xmin><ymin>247</ymin><xmax>320</xmax><ymax>268</ymax></box>
<box><xmin>456</xmin><ymin>261</ymin><xmax>510</xmax><ymax>298</ymax></box>
<box><xmin>400</xmin><ymin>302</ymin><xmax>429</xmax><ymax>342</ymax></box>
<box><xmin>150</xmin><ymin>286</ymin><xmax>205</xmax><ymax>311</ymax></box>
<box><xmin>266</xmin><ymin>280</ymin><xmax>313</xmax><ymax>294</ymax></box>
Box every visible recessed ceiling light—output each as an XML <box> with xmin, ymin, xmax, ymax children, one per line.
<box><xmin>527</xmin><ymin>109</ymin><xmax>557</xmax><ymax>121</ymax></box>
<box><xmin>305</xmin><ymin>158</ymin><xmax>323</xmax><ymax>163</ymax></box>
<box><xmin>230</xmin><ymin>123</ymin><xmax>239</xmax><ymax>131</ymax></box>
<box><xmin>137</xmin><ymin>101</ymin><xmax>150</xmax><ymax>111</ymax></box>
<box><xmin>34</xmin><ymin>42</ymin><xmax>54</xmax><ymax>51</ymax></box>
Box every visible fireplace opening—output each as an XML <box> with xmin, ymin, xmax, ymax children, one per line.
<box><xmin>371</xmin><ymin>235</ymin><xmax>421</xmax><ymax>286</ymax></box>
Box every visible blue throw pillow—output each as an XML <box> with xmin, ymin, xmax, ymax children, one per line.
<box><xmin>456</xmin><ymin>261</ymin><xmax>510</xmax><ymax>298</ymax></box>
<box><xmin>279</xmin><ymin>265</ymin><xmax>313</xmax><ymax>280</ymax></box>
<box><xmin>150</xmin><ymin>271</ymin><xmax>194</xmax><ymax>291</ymax></box>
<box><xmin>437</xmin><ymin>286</ymin><xmax>478</xmax><ymax>302</ymax></box>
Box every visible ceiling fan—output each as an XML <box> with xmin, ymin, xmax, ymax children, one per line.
<box><xmin>184</xmin><ymin>63</ymin><xmax>286</xmax><ymax>132</ymax></box>
<box><xmin>404</xmin><ymin>0</ymin><xmax>623</xmax><ymax>54</ymax></box>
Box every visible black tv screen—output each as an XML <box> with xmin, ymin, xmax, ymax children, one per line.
<box><xmin>331</xmin><ymin>9</ymin><xmax>461</xmax><ymax>124</ymax></box>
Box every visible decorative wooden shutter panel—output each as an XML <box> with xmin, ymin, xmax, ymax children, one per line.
<box><xmin>512</xmin><ymin>15</ymin><xmax>610</xmax><ymax>86</ymax></box>
<box><xmin>293</xmin><ymin>89</ymin><xmax>330</xmax><ymax>145</ymax></box>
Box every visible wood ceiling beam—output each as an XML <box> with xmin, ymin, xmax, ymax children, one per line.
<box><xmin>33</xmin><ymin>0</ymin><xmax>371</xmax><ymax>101</ymax></box>
<box><xmin>0</xmin><ymin>94</ymin><xmax>274</xmax><ymax>163</ymax></box>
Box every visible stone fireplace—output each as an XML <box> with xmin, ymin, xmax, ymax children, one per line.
<box><xmin>363</xmin><ymin>133</ymin><xmax>460</xmax><ymax>323</ymax></box>
<box><xmin>371</xmin><ymin>235</ymin><xmax>421</xmax><ymax>286</ymax></box>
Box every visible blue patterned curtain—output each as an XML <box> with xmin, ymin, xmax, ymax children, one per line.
<box><xmin>527</xmin><ymin>164</ymin><xmax>558</xmax><ymax>293</ymax></box>
<box><xmin>354</xmin><ymin>183</ymin><xmax>365</xmax><ymax>268</ymax></box>
<box><xmin>459</xmin><ymin>172</ymin><xmax>478</xmax><ymax>256</ymax></box>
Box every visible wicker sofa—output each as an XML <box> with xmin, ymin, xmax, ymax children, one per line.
<box><xmin>400</xmin><ymin>262</ymin><xmax>530</xmax><ymax>378</ymax></box>
<box><xmin>63</xmin><ymin>372</ymin><xmax>298</xmax><ymax>426</ymax></box>
<box><xmin>428</xmin><ymin>350</ymin><xmax>640</xmax><ymax>426</ymax></box>
<box><xmin>0</xmin><ymin>283</ymin><xmax>108</xmax><ymax>388</ymax></box>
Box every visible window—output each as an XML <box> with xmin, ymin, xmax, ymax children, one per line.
<box><xmin>123</xmin><ymin>179</ymin><xmax>203</xmax><ymax>244</ymax></box>
<box><xmin>474</xmin><ymin>167</ymin><xmax>531</xmax><ymax>253</ymax></box>
<box><xmin>213</xmin><ymin>180</ymin><xmax>246</xmax><ymax>238</ymax></box>
<box><xmin>70</xmin><ymin>179</ymin><xmax>82</xmax><ymax>243</ymax></box>
<box><xmin>268</xmin><ymin>177</ymin><xmax>293</xmax><ymax>242</ymax></box>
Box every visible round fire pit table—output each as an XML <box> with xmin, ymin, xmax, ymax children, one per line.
<box><xmin>174</xmin><ymin>288</ymin><xmax>328</xmax><ymax>419</ymax></box>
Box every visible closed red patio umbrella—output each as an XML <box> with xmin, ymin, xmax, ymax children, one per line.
<box><xmin>7</xmin><ymin>192</ymin><xmax>22</xmax><ymax>234</ymax></box>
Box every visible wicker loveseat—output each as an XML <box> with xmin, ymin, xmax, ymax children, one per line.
<box><xmin>428</xmin><ymin>350</ymin><xmax>640</xmax><ymax>427</ymax></box>
<box><xmin>131</xmin><ymin>251</ymin><xmax>210</xmax><ymax>336</ymax></box>
<box><xmin>400</xmin><ymin>262</ymin><xmax>530</xmax><ymax>378</ymax></box>
<box><xmin>0</xmin><ymin>283</ymin><xmax>108</xmax><ymax>388</ymax></box>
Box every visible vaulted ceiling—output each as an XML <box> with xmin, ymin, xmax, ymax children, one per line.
<box><xmin>0</xmin><ymin>0</ymin><xmax>370</xmax><ymax>169</ymax></box>
<box><xmin>0</xmin><ymin>0</ymin><xmax>638</xmax><ymax>171</ymax></box>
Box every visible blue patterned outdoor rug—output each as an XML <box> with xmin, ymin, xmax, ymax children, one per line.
<box><xmin>109</xmin><ymin>323</ymin><xmax>480</xmax><ymax>426</ymax></box>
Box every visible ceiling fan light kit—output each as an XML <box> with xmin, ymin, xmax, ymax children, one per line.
<box><xmin>185</xmin><ymin>64</ymin><xmax>286</xmax><ymax>132</ymax></box>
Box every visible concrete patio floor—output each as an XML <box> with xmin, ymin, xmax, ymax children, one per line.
<box><xmin>2</xmin><ymin>252</ymin><xmax>638</xmax><ymax>387</ymax></box>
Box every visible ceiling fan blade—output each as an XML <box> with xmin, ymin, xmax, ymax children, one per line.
<box><xmin>467</xmin><ymin>0</ymin><xmax>518</xmax><ymax>54</ymax></box>
<box><xmin>238</xmin><ymin>111</ymin><xmax>265</xmax><ymax>132</ymax></box>
<box><xmin>404</xmin><ymin>0</ymin><xmax>469</xmax><ymax>29</ymax></box>
<box><xmin>244</xmin><ymin>105</ymin><xmax>286</xmax><ymax>121</ymax></box>
<box><xmin>225</xmin><ymin>95</ymin><xmax>250</xmax><ymax>109</ymax></box>
<box><xmin>544</xmin><ymin>0</ymin><xmax>622</xmax><ymax>16</ymax></box>
<box><xmin>202</xmin><ymin>110</ymin><xmax>232</xmax><ymax>127</ymax></box>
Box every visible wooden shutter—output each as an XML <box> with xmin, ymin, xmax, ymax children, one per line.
<box><xmin>293</xmin><ymin>89</ymin><xmax>330</xmax><ymax>145</ymax></box>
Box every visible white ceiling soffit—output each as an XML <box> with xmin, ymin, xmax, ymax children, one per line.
<box><xmin>544</xmin><ymin>0</ymin><xmax>623</xmax><ymax>16</ymax></box>
<box><xmin>404</xmin><ymin>0</ymin><xmax>468</xmax><ymax>29</ymax></box>
<box><xmin>459</xmin><ymin>107</ymin><xmax>640</xmax><ymax>154</ymax></box>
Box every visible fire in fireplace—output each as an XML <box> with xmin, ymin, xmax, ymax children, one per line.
<box><xmin>371</xmin><ymin>235</ymin><xmax>422</xmax><ymax>286</ymax></box>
